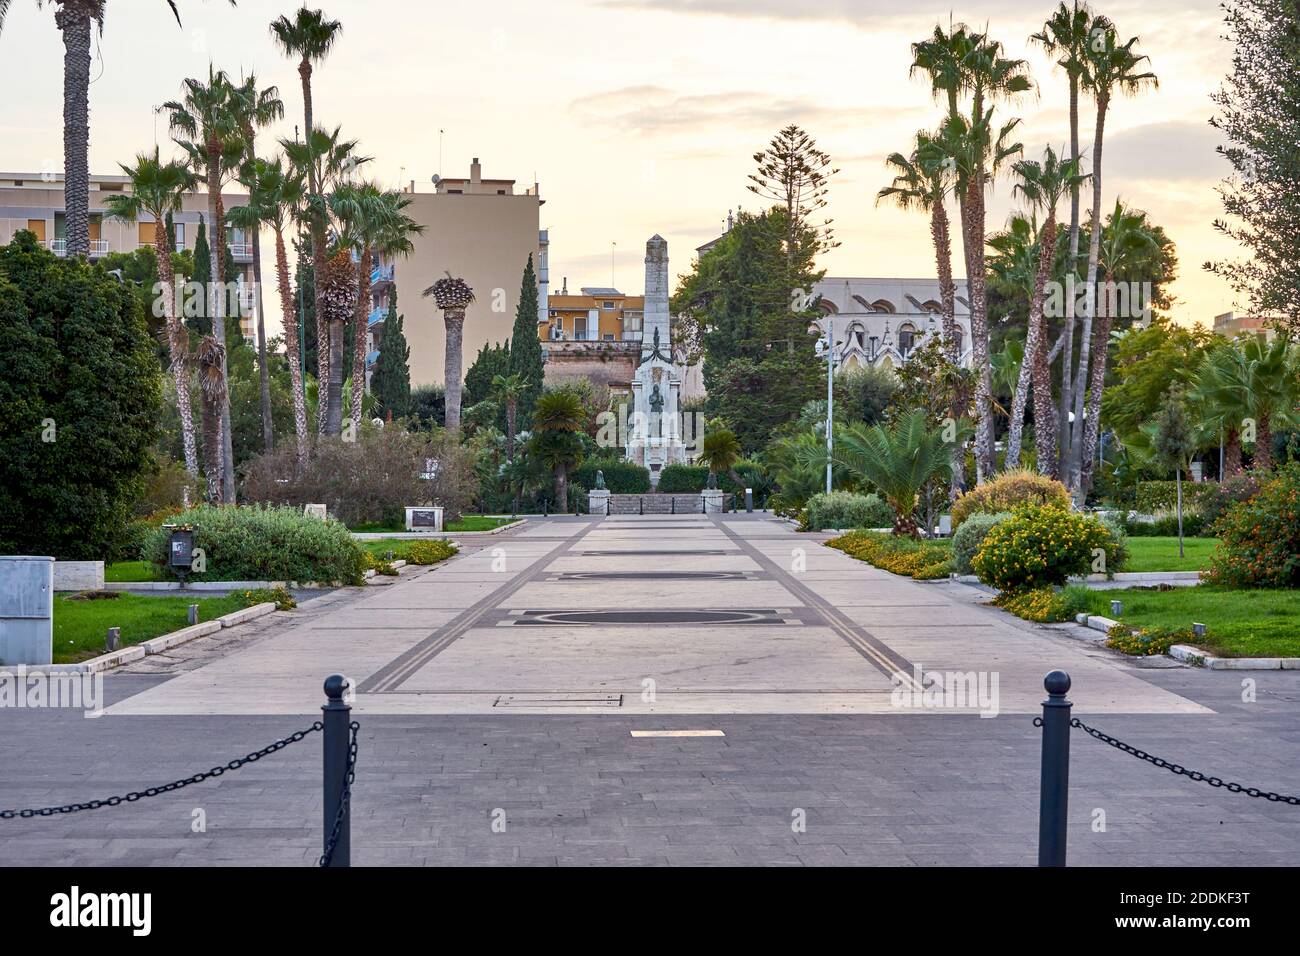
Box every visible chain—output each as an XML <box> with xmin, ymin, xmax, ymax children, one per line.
<box><xmin>318</xmin><ymin>720</ymin><xmax>360</xmax><ymax>867</ymax></box>
<box><xmin>0</xmin><ymin>722</ymin><xmax>324</xmax><ymax>820</ymax></box>
<box><xmin>1069</xmin><ymin>717</ymin><xmax>1300</xmax><ymax>805</ymax></box>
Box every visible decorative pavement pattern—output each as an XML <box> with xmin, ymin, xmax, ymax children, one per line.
<box><xmin>3</xmin><ymin>515</ymin><xmax>1299</xmax><ymax>865</ymax></box>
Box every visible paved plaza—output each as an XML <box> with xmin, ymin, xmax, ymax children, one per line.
<box><xmin>2</xmin><ymin>515</ymin><xmax>1299</xmax><ymax>865</ymax></box>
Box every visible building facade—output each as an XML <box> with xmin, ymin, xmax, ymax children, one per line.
<box><xmin>0</xmin><ymin>171</ymin><xmax>257</xmax><ymax>338</ymax></box>
<box><xmin>811</xmin><ymin>277</ymin><xmax>973</xmax><ymax>371</ymax></box>
<box><xmin>1213</xmin><ymin>311</ymin><xmax>1277</xmax><ymax>342</ymax></box>
<box><xmin>381</xmin><ymin>158</ymin><xmax>543</xmax><ymax>388</ymax></box>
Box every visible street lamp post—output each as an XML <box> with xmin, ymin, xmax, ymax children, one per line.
<box><xmin>826</xmin><ymin>316</ymin><xmax>833</xmax><ymax>494</ymax></box>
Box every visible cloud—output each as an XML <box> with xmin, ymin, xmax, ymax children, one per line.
<box><xmin>1102</xmin><ymin>120</ymin><xmax>1228</xmax><ymax>183</ymax></box>
<box><xmin>568</xmin><ymin>84</ymin><xmax>918</xmax><ymax>136</ymax></box>
<box><xmin>595</xmin><ymin>0</ymin><xmax>1179</xmax><ymax>24</ymax></box>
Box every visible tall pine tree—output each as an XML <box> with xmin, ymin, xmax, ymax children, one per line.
<box><xmin>371</xmin><ymin>295</ymin><xmax>412</xmax><ymax>419</ymax></box>
<box><xmin>188</xmin><ymin>216</ymin><xmax>211</xmax><ymax>336</ymax></box>
<box><xmin>508</xmin><ymin>253</ymin><xmax>545</xmax><ymax>424</ymax></box>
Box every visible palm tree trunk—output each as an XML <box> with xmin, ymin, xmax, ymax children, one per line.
<box><xmin>930</xmin><ymin>201</ymin><xmax>965</xmax><ymax>501</ymax></box>
<box><xmin>299</xmin><ymin>57</ymin><xmax>332</xmax><ymax>437</ymax></box>
<box><xmin>204</xmin><ymin>153</ymin><xmax>234</xmax><ymax>504</ymax></box>
<box><xmin>964</xmin><ymin>177</ymin><xmax>996</xmax><ymax>481</ymax></box>
<box><xmin>1080</xmin><ymin>272</ymin><xmax>1116</xmax><ymax>494</ymax></box>
<box><xmin>443</xmin><ymin>309</ymin><xmax>465</xmax><ymax>430</ymax></box>
<box><xmin>55</xmin><ymin>5</ymin><xmax>92</xmax><ymax>259</ymax></box>
<box><xmin>555</xmin><ymin>462</ymin><xmax>568</xmax><ymax>514</ymax></box>
<box><xmin>274</xmin><ymin>227</ymin><xmax>310</xmax><ymax>468</ymax></box>
<box><xmin>351</xmin><ymin>247</ymin><xmax>373</xmax><ymax>430</ymax></box>
<box><xmin>156</xmin><ymin>230</ymin><xmax>199</xmax><ymax>476</ymax></box>
<box><xmin>1067</xmin><ymin>95</ymin><xmax>1109</xmax><ymax>497</ymax></box>
<box><xmin>213</xmin><ymin>184</ymin><xmax>236</xmax><ymax>503</ymax></box>
<box><xmin>253</xmin><ymin>227</ymin><xmax>273</xmax><ymax>455</ymax></box>
<box><xmin>1032</xmin><ymin>323</ymin><xmax>1059</xmax><ymax>477</ymax></box>
<box><xmin>1254</xmin><ymin>413</ymin><xmax>1273</xmax><ymax>471</ymax></box>
<box><xmin>1224</xmin><ymin>429</ymin><xmax>1242</xmax><ymax>477</ymax></box>
<box><xmin>202</xmin><ymin>387</ymin><xmax>222</xmax><ymax>503</ymax></box>
<box><xmin>1058</xmin><ymin>72</ymin><xmax>1082</xmax><ymax>476</ymax></box>
<box><xmin>1006</xmin><ymin>214</ymin><xmax>1059</xmax><ymax>470</ymax></box>
<box><xmin>506</xmin><ymin>404</ymin><xmax>517</xmax><ymax>462</ymax></box>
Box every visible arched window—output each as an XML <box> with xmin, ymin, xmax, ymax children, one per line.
<box><xmin>898</xmin><ymin>323</ymin><xmax>917</xmax><ymax>357</ymax></box>
<box><xmin>870</xmin><ymin>299</ymin><xmax>897</xmax><ymax>314</ymax></box>
<box><xmin>952</xmin><ymin>327</ymin><xmax>963</xmax><ymax>355</ymax></box>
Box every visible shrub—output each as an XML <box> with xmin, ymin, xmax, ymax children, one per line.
<box><xmin>1199</xmin><ymin>473</ymin><xmax>1260</xmax><ymax>526</ymax></box>
<box><xmin>1135</xmin><ymin>480</ymin><xmax>1219</xmax><ymax>515</ymax></box>
<box><xmin>238</xmin><ymin>586</ymin><xmax>296</xmax><ymax>611</ymax></box>
<box><xmin>571</xmin><ymin>457</ymin><xmax>651</xmax><ymax>494</ymax></box>
<box><xmin>1106</xmin><ymin>624</ymin><xmax>1190</xmax><ymax>657</ymax></box>
<box><xmin>240</xmin><ymin>425</ymin><xmax>476</xmax><ymax>527</ymax></box>
<box><xmin>994</xmin><ymin>586</ymin><xmax>1088</xmax><ymax>623</ymax></box>
<box><xmin>657</xmin><ymin>463</ymin><xmax>710</xmax><ymax>493</ymax></box>
<box><xmin>405</xmin><ymin>539</ymin><xmax>458</xmax><ymax>565</ymax></box>
<box><xmin>951</xmin><ymin>469</ymin><xmax>1071</xmax><ymax>530</ymax></box>
<box><xmin>0</xmin><ymin>232</ymin><xmax>162</xmax><ymax>560</ymax></box>
<box><xmin>362</xmin><ymin>551</ymin><xmax>398</xmax><ymax>575</ymax></box>
<box><xmin>1095</xmin><ymin>513</ymin><xmax>1129</xmax><ymax>576</ymax></box>
<box><xmin>143</xmin><ymin>505</ymin><xmax>367</xmax><ymax>585</ymax></box>
<box><xmin>951</xmin><ymin>512</ymin><xmax>1011</xmax><ymax>575</ymax></box>
<box><xmin>804</xmin><ymin>491</ymin><xmax>894</xmax><ymax>531</ymax></box>
<box><xmin>827</xmin><ymin>530</ymin><xmax>952</xmax><ymax>579</ymax></box>
<box><xmin>1204</xmin><ymin>463</ymin><xmax>1300</xmax><ymax>588</ymax></box>
<box><xmin>1122</xmin><ymin>510</ymin><xmax>1209</xmax><ymax>537</ymax></box>
<box><xmin>971</xmin><ymin>505</ymin><xmax>1117</xmax><ymax>592</ymax></box>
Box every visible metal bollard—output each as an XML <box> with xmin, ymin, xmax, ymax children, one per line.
<box><xmin>640</xmin><ymin>497</ymin><xmax>644</xmax><ymax>516</ymax></box>
<box><xmin>543</xmin><ymin>498</ymin><xmax>548</xmax><ymax>518</ymax></box>
<box><xmin>745</xmin><ymin>488</ymin><xmax>753</xmax><ymax>513</ymax></box>
<box><xmin>606</xmin><ymin>498</ymin><xmax>611</xmax><ymax>517</ymax></box>
<box><xmin>187</xmin><ymin>604</ymin><xmax>199</xmax><ymax>626</ymax></box>
<box><xmin>106</xmin><ymin>627</ymin><xmax>120</xmax><ymax>652</ymax></box>
<box><xmin>1037</xmin><ymin>670</ymin><xmax>1072</xmax><ymax>867</ymax></box>
<box><xmin>322</xmin><ymin>674</ymin><xmax>352</xmax><ymax>867</ymax></box>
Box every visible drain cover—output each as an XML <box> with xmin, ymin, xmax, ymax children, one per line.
<box><xmin>494</xmin><ymin>694</ymin><xmax>624</xmax><ymax>708</ymax></box>
<box><xmin>511</xmin><ymin>608</ymin><xmax>786</xmax><ymax>626</ymax></box>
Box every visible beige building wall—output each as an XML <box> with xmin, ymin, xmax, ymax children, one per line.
<box><xmin>394</xmin><ymin>162</ymin><xmax>542</xmax><ymax>387</ymax></box>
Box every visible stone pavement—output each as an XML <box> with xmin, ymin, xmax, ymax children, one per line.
<box><xmin>2</xmin><ymin>514</ymin><xmax>1298</xmax><ymax>866</ymax></box>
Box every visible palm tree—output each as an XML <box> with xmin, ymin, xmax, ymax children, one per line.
<box><xmin>281</xmin><ymin>125</ymin><xmax>370</xmax><ymax>433</ymax></box>
<box><xmin>193</xmin><ymin>334</ymin><xmax>227</xmax><ymax>502</ymax></box>
<box><xmin>1003</xmin><ymin>147</ymin><xmax>1087</xmax><ymax>472</ymax></box>
<box><xmin>162</xmin><ymin>66</ymin><xmax>244</xmax><ymax>503</ymax></box>
<box><xmin>1066</xmin><ymin>25</ymin><xmax>1158</xmax><ymax>494</ymax></box>
<box><xmin>492</xmin><ymin>373</ymin><xmax>529</xmax><ymax>463</ymax></box>
<box><xmin>698</xmin><ymin>429</ymin><xmax>743</xmax><ymax>490</ymax></box>
<box><xmin>1192</xmin><ymin>336</ymin><xmax>1298</xmax><ymax>474</ymax></box>
<box><xmin>0</xmin><ymin>2</ymin><xmax>232</xmax><ymax>257</ymax></box>
<box><xmin>532</xmin><ymin>389</ymin><xmax>587</xmax><ymax>513</ymax></box>
<box><xmin>228</xmin><ymin>73</ymin><xmax>283</xmax><ymax>456</ymax></box>
<box><xmin>1032</xmin><ymin>2</ymin><xmax>1105</xmax><ymax>463</ymax></box>
<box><xmin>423</xmin><ymin>275</ymin><xmax>475</xmax><ymax>430</ymax></box>
<box><xmin>319</xmin><ymin>244</ymin><xmax>357</xmax><ymax>435</ymax></box>
<box><xmin>1079</xmin><ymin>201</ymin><xmax>1159</xmax><ymax>489</ymax></box>
<box><xmin>104</xmin><ymin>148</ymin><xmax>200</xmax><ymax>476</ymax></box>
<box><xmin>826</xmin><ymin>409</ymin><xmax>968</xmax><ymax>537</ymax></box>
<box><xmin>228</xmin><ymin>158</ymin><xmax>310</xmax><ymax>468</ymax></box>
<box><xmin>271</xmin><ymin>6</ymin><xmax>343</xmax><ymax>427</ymax></box>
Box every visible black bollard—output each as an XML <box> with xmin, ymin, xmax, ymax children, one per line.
<box><xmin>322</xmin><ymin>674</ymin><xmax>352</xmax><ymax>867</ymax></box>
<box><xmin>1038</xmin><ymin>670</ymin><xmax>1072</xmax><ymax>867</ymax></box>
<box><xmin>671</xmin><ymin>497</ymin><xmax>676</xmax><ymax>515</ymax></box>
<box><xmin>543</xmin><ymin>498</ymin><xmax>549</xmax><ymax>518</ymax></box>
<box><xmin>640</xmin><ymin>497</ymin><xmax>644</xmax><ymax>516</ymax></box>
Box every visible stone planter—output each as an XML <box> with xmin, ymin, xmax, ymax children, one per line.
<box><xmin>53</xmin><ymin>560</ymin><xmax>104</xmax><ymax>592</ymax></box>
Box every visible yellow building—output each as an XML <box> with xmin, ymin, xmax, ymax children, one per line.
<box><xmin>0</xmin><ymin>171</ymin><xmax>257</xmax><ymax>338</ymax></box>
<box><xmin>541</xmin><ymin>285</ymin><xmax>644</xmax><ymax>342</ymax></box>
<box><xmin>381</xmin><ymin>158</ymin><xmax>544</xmax><ymax>387</ymax></box>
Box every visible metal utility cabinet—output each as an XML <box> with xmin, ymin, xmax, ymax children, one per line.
<box><xmin>0</xmin><ymin>556</ymin><xmax>55</xmax><ymax>666</ymax></box>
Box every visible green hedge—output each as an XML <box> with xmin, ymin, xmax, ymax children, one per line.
<box><xmin>951</xmin><ymin>512</ymin><xmax>1010</xmax><ymax>575</ymax></box>
<box><xmin>804</xmin><ymin>491</ymin><xmax>893</xmax><ymax>531</ymax></box>
<box><xmin>1135</xmin><ymin>480</ymin><xmax>1218</xmax><ymax>514</ymax></box>
<box><xmin>144</xmin><ymin>505</ymin><xmax>367</xmax><ymax>585</ymax></box>
<box><xmin>571</xmin><ymin>458</ymin><xmax>651</xmax><ymax>494</ymax></box>
<box><xmin>657</xmin><ymin>463</ymin><xmax>710</xmax><ymax>493</ymax></box>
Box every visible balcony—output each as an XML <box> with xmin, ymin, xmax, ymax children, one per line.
<box><xmin>45</xmin><ymin>238</ymin><xmax>108</xmax><ymax>256</ymax></box>
<box><xmin>364</xmin><ymin>349</ymin><xmax>380</xmax><ymax>368</ymax></box>
<box><xmin>367</xmin><ymin>306</ymin><xmax>386</xmax><ymax>326</ymax></box>
<box><xmin>371</xmin><ymin>263</ymin><xmax>394</xmax><ymax>285</ymax></box>
<box><xmin>229</xmin><ymin>242</ymin><xmax>254</xmax><ymax>259</ymax></box>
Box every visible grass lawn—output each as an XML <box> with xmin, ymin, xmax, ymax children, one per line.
<box><xmin>52</xmin><ymin>593</ymin><xmax>248</xmax><ymax>664</ymax></box>
<box><xmin>1123</xmin><ymin>537</ymin><xmax>1218</xmax><ymax>573</ymax></box>
<box><xmin>350</xmin><ymin>515</ymin><xmax>515</xmax><ymax>534</ymax></box>
<box><xmin>1082</xmin><ymin>585</ymin><xmax>1300</xmax><ymax>658</ymax></box>
<box><xmin>104</xmin><ymin>560</ymin><xmax>163</xmax><ymax>583</ymax></box>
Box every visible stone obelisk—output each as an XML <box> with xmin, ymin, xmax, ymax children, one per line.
<box><xmin>629</xmin><ymin>235</ymin><xmax>685</xmax><ymax>486</ymax></box>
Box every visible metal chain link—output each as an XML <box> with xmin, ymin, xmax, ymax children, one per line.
<box><xmin>0</xmin><ymin>722</ymin><xmax>324</xmax><ymax>820</ymax></box>
<box><xmin>1069</xmin><ymin>717</ymin><xmax>1300</xmax><ymax>805</ymax></box>
<box><xmin>318</xmin><ymin>720</ymin><xmax>360</xmax><ymax>868</ymax></box>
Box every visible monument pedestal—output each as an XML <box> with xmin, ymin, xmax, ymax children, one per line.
<box><xmin>700</xmin><ymin>489</ymin><xmax>725</xmax><ymax>514</ymax></box>
<box><xmin>588</xmin><ymin>488</ymin><xmax>611</xmax><ymax>516</ymax></box>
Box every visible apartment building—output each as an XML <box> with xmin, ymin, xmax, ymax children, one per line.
<box><xmin>379</xmin><ymin>158</ymin><xmax>543</xmax><ymax>387</ymax></box>
<box><xmin>542</xmin><ymin>284</ymin><xmax>644</xmax><ymax>342</ymax></box>
<box><xmin>1213</xmin><ymin>311</ymin><xmax>1277</xmax><ymax>341</ymax></box>
<box><xmin>0</xmin><ymin>171</ymin><xmax>257</xmax><ymax>338</ymax></box>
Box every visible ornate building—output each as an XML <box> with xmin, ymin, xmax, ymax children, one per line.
<box><xmin>811</xmin><ymin>277</ymin><xmax>973</xmax><ymax>371</ymax></box>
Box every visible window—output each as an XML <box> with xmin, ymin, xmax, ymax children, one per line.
<box><xmin>602</xmin><ymin>301</ymin><xmax>615</xmax><ymax>310</ymax></box>
<box><xmin>869</xmin><ymin>336</ymin><xmax>879</xmax><ymax>358</ymax></box>
<box><xmin>603</xmin><ymin>333</ymin><xmax>615</xmax><ymax>341</ymax></box>
<box><xmin>173</xmin><ymin>222</ymin><xmax>186</xmax><ymax>249</ymax></box>
<box><xmin>574</xmin><ymin>314</ymin><xmax>588</xmax><ymax>339</ymax></box>
<box><xmin>138</xmin><ymin>222</ymin><xmax>156</xmax><ymax>246</ymax></box>
<box><xmin>898</xmin><ymin>324</ymin><xmax>916</xmax><ymax>356</ymax></box>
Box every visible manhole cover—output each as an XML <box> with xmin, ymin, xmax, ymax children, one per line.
<box><xmin>511</xmin><ymin>609</ymin><xmax>786</xmax><ymax>626</ymax></box>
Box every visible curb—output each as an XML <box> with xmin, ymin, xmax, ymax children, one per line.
<box><xmin>18</xmin><ymin>603</ymin><xmax>280</xmax><ymax>674</ymax></box>
<box><xmin>351</xmin><ymin>518</ymin><xmax>525</xmax><ymax>540</ymax></box>
<box><xmin>103</xmin><ymin>580</ymin><xmax>333</xmax><ymax>592</ymax></box>
<box><xmin>1168</xmin><ymin>644</ymin><xmax>1300</xmax><ymax>670</ymax></box>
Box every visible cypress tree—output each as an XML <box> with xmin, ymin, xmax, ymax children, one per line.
<box><xmin>372</xmin><ymin>296</ymin><xmax>412</xmax><ymax>419</ymax></box>
<box><xmin>508</xmin><ymin>254</ymin><xmax>545</xmax><ymax>423</ymax></box>
<box><xmin>189</xmin><ymin>215</ymin><xmax>211</xmax><ymax>336</ymax></box>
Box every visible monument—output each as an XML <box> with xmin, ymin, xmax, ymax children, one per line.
<box><xmin>628</xmin><ymin>235</ymin><xmax>686</xmax><ymax>486</ymax></box>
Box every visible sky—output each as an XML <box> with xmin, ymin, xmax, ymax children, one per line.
<box><xmin>0</xmin><ymin>0</ymin><xmax>1241</xmax><ymax>337</ymax></box>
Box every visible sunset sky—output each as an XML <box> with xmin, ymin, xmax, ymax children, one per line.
<box><xmin>0</xmin><ymin>0</ymin><xmax>1240</xmax><ymax>334</ymax></box>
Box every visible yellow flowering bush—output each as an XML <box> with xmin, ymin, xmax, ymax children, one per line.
<box><xmin>971</xmin><ymin>505</ymin><xmax>1116</xmax><ymax>592</ymax></box>
<box><xmin>951</xmin><ymin>469</ymin><xmax>1071</xmax><ymax>530</ymax></box>
<box><xmin>993</xmin><ymin>586</ymin><xmax>1086</xmax><ymax>623</ymax></box>
<box><xmin>1105</xmin><ymin>624</ymin><xmax>1190</xmax><ymax>657</ymax></box>
<box><xmin>405</xmin><ymin>539</ymin><xmax>458</xmax><ymax>565</ymax></box>
<box><xmin>827</xmin><ymin>531</ymin><xmax>952</xmax><ymax>579</ymax></box>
